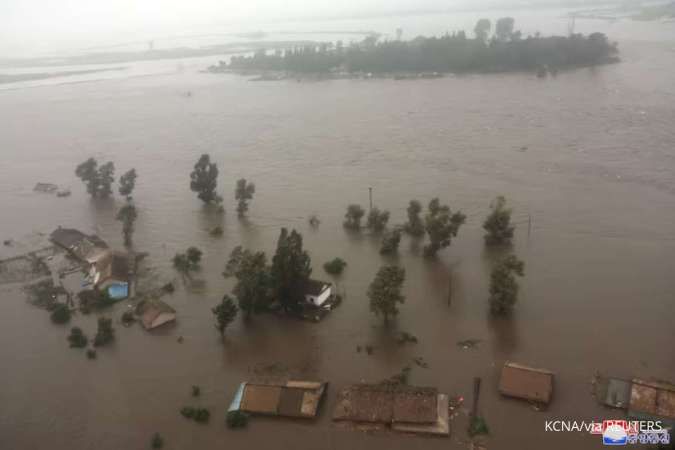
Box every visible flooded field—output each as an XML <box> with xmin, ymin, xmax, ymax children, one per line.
<box><xmin>1</xmin><ymin>26</ymin><xmax>674</xmax><ymax>450</ymax></box>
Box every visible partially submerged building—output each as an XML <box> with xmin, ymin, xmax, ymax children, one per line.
<box><xmin>50</xmin><ymin>227</ymin><xmax>110</xmax><ymax>267</ymax></box>
<box><xmin>136</xmin><ymin>299</ymin><xmax>176</xmax><ymax>330</ymax></box>
<box><xmin>333</xmin><ymin>384</ymin><xmax>450</xmax><ymax>436</ymax></box>
<box><xmin>229</xmin><ymin>381</ymin><xmax>327</xmax><ymax>419</ymax></box>
<box><xmin>595</xmin><ymin>376</ymin><xmax>675</xmax><ymax>427</ymax></box>
<box><xmin>91</xmin><ymin>251</ymin><xmax>133</xmax><ymax>300</ymax></box>
<box><xmin>302</xmin><ymin>279</ymin><xmax>333</xmax><ymax>307</ymax></box>
<box><xmin>498</xmin><ymin>361</ymin><xmax>555</xmax><ymax>405</ymax></box>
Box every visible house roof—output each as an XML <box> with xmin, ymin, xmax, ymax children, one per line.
<box><xmin>630</xmin><ymin>379</ymin><xmax>675</xmax><ymax>419</ymax></box>
<box><xmin>136</xmin><ymin>299</ymin><xmax>176</xmax><ymax>330</ymax></box>
<box><xmin>241</xmin><ymin>385</ymin><xmax>282</xmax><ymax>415</ymax></box>
<box><xmin>499</xmin><ymin>362</ymin><xmax>554</xmax><ymax>404</ymax></box>
<box><xmin>50</xmin><ymin>227</ymin><xmax>109</xmax><ymax>262</ymax></box>
<box><xmin>232</xmin><ymin>381</ymin><xmax>327</xmax><ymax>418</ymax></box>
<box><xmin>303</xmin><ymin>279</ymin><xmax>330</xmax><ymax>296</ymax></box>
<box><xmin>393</xmin><ymin>387</ymin><xmax>439</xmax><ymax>424</ymax></box>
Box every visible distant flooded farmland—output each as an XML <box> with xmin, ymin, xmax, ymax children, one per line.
<box><xmin>1</xmin><ymin>17</ymin><xmax>674</xmax><ymax>450</ymax></box>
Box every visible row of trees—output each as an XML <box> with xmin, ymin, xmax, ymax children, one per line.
<box><xmin>224</xmin><ymin>18</ymin><xmax>617</xmax><ymax>74</ymax></box>
<box><xmin>189</xmin><ymin>154</ymin><xmax>255</xmax><ymax>217</ymax></box>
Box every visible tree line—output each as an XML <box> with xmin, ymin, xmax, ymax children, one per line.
<box><xmin>222</xmin><ymin>18</ymin><xmax>618</xmax><ymax>75</ymax></box>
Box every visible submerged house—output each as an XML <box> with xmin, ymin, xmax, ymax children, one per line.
<box><xmin>50</xmin><ymin>227</ymin><xmax>110</xmax><ymax>267</ymax></box>
<box><xmin>229</xmin><ymin>380</ymin><xmax>327</xmax><ymax>419</ymax></box>
<box><xmin>91</xmin><ymin>251</ymin><xmax>133</xmax><ymax>299</ymax></box>
<box><xmin>302</xmin><ymin>279</ymin><xmax>333</xmax><ymax>307</ymax></box>
<box><xmin>136</xmin><ymin>299</ymin><xmax>177</xmax><ymax>330</ymax></box>
<box><xmin>498</xmin><ymin>361</ymin><xmax>555</xmax><ymax>405</ymax></box>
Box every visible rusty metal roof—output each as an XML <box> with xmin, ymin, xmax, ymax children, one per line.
<box><xmin>499</xmin><ymin>362</ymin><xmax>554</xmax><ymax>404</ymax></box>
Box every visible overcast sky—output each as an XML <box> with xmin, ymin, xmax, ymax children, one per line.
<box><xmin>0</xmin><ymin>0</ymin><xmax>613</xmax><ymax>57</ymax></box>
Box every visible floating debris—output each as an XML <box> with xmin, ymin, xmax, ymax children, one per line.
<box><xmin>457</xmin><ymin>339</ymin><xmax>482</xmax><ymax>350</ymax></box>
<box><xmin>397</xmin><ymin>331</ymin><xmax>418</xmax><ymax>345</ymax></box>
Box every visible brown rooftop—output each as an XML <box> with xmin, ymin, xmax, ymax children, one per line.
<box><xmin>499</xmin><ymin>362</ymin><xmax>554</xmax><ymax>404</ymax></box>
<box><xmin>241</xmin><ymin>384</ymin><xmax>283</xmax><ymax>415</ymax></box>
<box><xmin>393</xmin><ymin>387</ymin><xmax>438</xmax><ymax>424</ymax></box>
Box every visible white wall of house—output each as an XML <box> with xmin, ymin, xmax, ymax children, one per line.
<box><xmin>306</xmin><ymin>286</ymin><xmax>332</xmax><ymax>306</ymax></box>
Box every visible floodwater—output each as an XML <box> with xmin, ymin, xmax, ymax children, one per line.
<box><xmin>1</xmin><ymin>12</ymin><xmax>675</xmax><ymax>450</ymax></box>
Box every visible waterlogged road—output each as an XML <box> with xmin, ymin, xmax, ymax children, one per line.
<box><xmin>0</xmin><ymin>34</ymin><xmax>674</xmax><ymax>450</ymax></box>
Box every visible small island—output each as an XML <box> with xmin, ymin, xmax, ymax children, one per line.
<box><xmin>208</xmin><ymin>18</ymin><xmax>619</xmax><ymax>79</ymax></box>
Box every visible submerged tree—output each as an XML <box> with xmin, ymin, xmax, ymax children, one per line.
<box><xmin>190</xmin><ymin>154</ymin><xmax>221</xmax><ymax>204</ymax></box>
<box><xmin>50</xmin><ymin>303</ymin><xmax>71</xmax><ymax>324</ymax></box>
<box><xmin>93</xmin><ymin>316</ymin><xmax>115</xmax><ymax>347</ymax></box>
<box><xmin>212</xmin><ymin>295</ymin><xmax>238</xmax><ymax>338</ymax></box>
<box><xmin>343</xmin><ymin>204</ymin><xmax>366</xmax><ymax>229</ymax></box>
<box><xmin>270</xmin><ymin>228</ymin><xmax>312</xmax><ymax>313</ymax></box>
<box><xmin>423</xmin><ymin>198</ymin><xmax>466</xmax><ymax>257</ymax></box>
<box><xmin>323</xmin><ymin>257</ymin><xmax>347</xmax><ymax>276</ymax></box>
<box><xmin>75</xmin><ymin>157</ymin><xmax>116</xmax><ymax>198</ymax></box>
<box><xmin>366</xmin><ymin>207</ymin><xmax>390</xmax><ymax>232</ymax></box>
<box><xmin>488</xmin><ymin>255</ymin><xmax>525</xmax><ymax>315</ymax></box>
<box><xmin>67</xmin><ymin>327</ymin><xmax>88</xmax><ymax>348</ymax></box>
<box><xmin>380</xmin><ymin>229</ymin><xmax>402</xmax><ymax>255</ymax></box>
<box><xmin>118</xmin><ymin>168</ymin><xmax>137</xmax><ymax>199</ymax></box>
<box><xmin>116</xmin><ymin>203</ymin><xmax>138</xmax><ymax>247</ymax></box>
<box><xmin>223</xmin><ymin>246</ymin><xmax>270</xmax><ymax>318</ymax></box>
<box><xmin>483</xmin><ymin>196</ymin><xmax>515</xmax><ymax>246</ymax></box>
<box><xmin>404</xmin><ymin>200</ymin><xmax>425</xmax><ymax>237</ymax></box>
<box><xmin>368</xmin><ymin>265</ymin><xmax>405</xmax><ymax>325</ymax></box>
<box><xmin>495</xmin><ymin>17</ymin><xmax>515</xmax><ymax>42</ymax></box>
<box><xmin>172</xmin><ymin>247</ymin><xmax>203</xmax><ymax>280</ymax></box>
<box><xmin>474</xmin><ymin>18</ymin><xmax>492</xmax><ymax>42</ymax></box>
<box><xmin>235</xmin><ymin>178</ymin><xmax>255</xmax><ymax>217</ymax></box>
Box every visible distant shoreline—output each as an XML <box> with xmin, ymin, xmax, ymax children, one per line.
<box><xmin>0</xmin><ymin>67</ymin><xmax>126</xmax><ymax>84</ymax></box>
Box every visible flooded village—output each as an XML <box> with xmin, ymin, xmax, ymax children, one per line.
<box><xmin>2</xmin><ymin>5</ymin><xmax>675</xmax><ymax>450</ymax></box>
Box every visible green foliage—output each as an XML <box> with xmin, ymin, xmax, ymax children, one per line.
<box><xmin>343</xmin><ymin>204</ymin><xmax>365</xmax><ymax>229</ymax></box>
<box><xmin>469</xmin><ymin>415</ymin><xmax>490</xmax><ymax>436</ymax></box>
<box><xmin>75</xmin><ymin>158</ymin><xmax>116</xmax><ymax>198</ymax></box>
<box><xmin>474</xmin><ymin>18</ymin><xmax>492</xmax><ymax>42</ymax></box>
<box><xmin>380</xmin><ymin>229</ymin><xmax>402</xmax><ymax>255</ymax></box>
<box><xmin>118</xmin><ymin>168</ymin><xmax>137</xmax><ymax>198</ymax></box>
<box><xmin>150</xmin><ymin>433</ymin><xmax>164</xmax><ymax>449</ymax></box>
<box><xmin>235</xmin><ymin>178</ymin><xmax>255</xmax><ymax>216</ymax></box>
<box><xmin>368</xmin><ymin>265</ymin><xmax>405</xmax><ymax>325</ymax></box>
<box><xmin>116</xmin><ymin>203</ymin><xmax>138</xmax><ymax>247</ymax></box>
<box><xmin>180</xmin><ymin>407</ymin><xmax>210</xmax><ymax>423</ymax></box>
<box><xmin>323</xmin><ymin>257</ymin><xmax>347</xmax><ymax>275</ymax></box>
<box><xmin>50</xmin><ymin>303</ymin><xmax>71</xmax><ymax>324</ymax></box>
<box><xmin>86</xmin><ymin>349</ymin><xmax>97</xmax><ymax>359</ymax></box>
<box><xmin>225</xmin><ymin>21</ymin><xmax>617</xmax><ymax>75</ymax></box>
<box><xmin>271</xmin><ymin>228</ymin><xmax>312</xmax><ymax>313</ymax></box>
<box><xmin>77</xmin><ymin>289</ymin><xmax>114</xmax><ymax>311</ymax></box>
<box><xmin>489</xmin><ymin>255</ymin><xmax>525</xmax><ymax>315</ymax></box>
<box><xmin>191</xmin><ymin>385</ymin><xmax>201</xmax><ymax>397</ymax></box>
<box><xmin>404</xmin><ymin>200</ymin><xmax>425</xmax><ymax>236</ymax></box>
<box><xmin>483</xmin><ymin>196</ymin><xmax>514</xmax><ymax>246</ymax></box>
<box><xmin>190</xmin><ymin>154</ymin><xmax>221</xmax><ymax>204</ymax></box>
<box><xmin>223</xmin><ymin>246</ymin><xmax>270</xmax><ymax>318</ymax></box>
<box><xmin>366</xmin><ymin>207</ymin><xmax>390</xmax><ymax>232</ymax></box>
<box><xmin>67</xmin><ymin>327</ymin><xmax>88</xmax><ymax>348</ymax></box>
<box><xmin>121</xmin><ymin>310</ymin><xmax>135</xmax><ymax>325</ymax></box>
<box><xmin>172</xmin><ymin>247</ymin><xmax>202</xmax><ymax>278</ymax></box>
<box><xmin>212</xmin><ymin>295</ymin><xmax>238</xmax><ymax>336</ymax></box>
<box><xmin>423</xmin><ymin>198</ymin><xmax>466</xmax><ymax>257</ymax></box>
<box><xmin>210</xmin><ymin>226</ymin><xmax>224</xmax><ymax>237</ymax></box>
<box><xmin>226</xmin><ymin>410</ymin><xmax>249</xmax><ymax>429</ymax></box>
<box><xmin>93</xmin><ymin>316</ymin><xmax>115</xmax><ymax>347</ymax></box>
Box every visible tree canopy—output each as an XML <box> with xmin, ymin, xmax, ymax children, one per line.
<box><xmin>380</xmin><ymin>229</ymin><xmax>402</xmax><ymax>255</ymax></box>
<box><xmin>75</xmin><ymin>158</ymin><xmax>116</xmax><ymax>198</ymax></box>
<box><xmin>270</xmin><ymin>228</ymin><xmax>312</xmax><ymax>312</ymax></box>
<box><xmin>404</xmin><ymin>200</ymin><xmax>425</xmax><ymax>236</ymax></box>
<box><xmin>368</xmin><ymin>265</ymin><xmax>406</xmax><ymax>325</ymax></box>
<box><xmin>424</xmin><ymin>198</ymin><xmax>466</xmax><ymax>257</ymax></box>
<box><xmin>212</xmin><ymin>295</ymin><xmax>238</xmax><ymax>337</ymax></box>
<box><xmin>366</xmin><ymin>207</ymin><xmax>390</xmax><ymax>232</ymax></box>
<box><xmin>190</xmin><ymin>154</ymin><xmax>221</xmax><ymax>204</ymax></box>
<box><xmin>223</xmin><ymin>246</ymin><xmax>270</xmax><ymax>318</ymax></box>
<box><xmin>489</xmin><ymin>255</ymin><xmax>525</xmax><ymax>315</ymax></box>
<box><xmin>93</xmin><ymin>316</ymin><xmax>115</xmax><ymax>347</ymax></box>
<box><xmin>483</xmin><ymin>196</ymin><xmax>515</xmax><ymax>246</ymax></box>
<box><xmin>116</xmin><ymin>203</ymin><xmax>138</xmax><ymax>247</ymax></box>
<box><xmin>173</xmin><ymin>247</ymin><xmax>203</xmax><ymax>279</ymax></box>
<box><xmin>118</xmin><ymin>168</ymin><xmax>137</xmax><ymax>198</ymax></box>
<box><xmin>235</xmin><ymin>178</ymin><xmax>255</xmax><ymax>217</ymax></box>
<box><xmin>344</xmin><ymin>204</ymin><xmax>366</xmax><ymax>229</ymax></box>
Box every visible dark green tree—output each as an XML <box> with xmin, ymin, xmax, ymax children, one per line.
<box><xmin>190</xmin><ymin>154</ymin><xmax>221</xmax><ymax>204</ymax></box>
<box><xmin>67</xmin><ymin>327</ymin><xmax>88</xmax><ymax>348</ymax></box>
<box><xmin>75</xmin><ymin>158</ymin><xmax>115</xmax><ymax>198</ymax></box>
<box><xmin>50</xmin><ymin>303</ymin><xmax>71</xmax><ymax>324</ymax></box>
<box><xmin>116</xmin><ymin>203</ymin><xmax>138</xmax><ymax>247</ymax></box>
<box><xmin>323</xmin><ymin>257</ymin><xmax>347</xmax><ymax>275</ymax></box>
<box><xmin>368</xmin><ymin>265</ymin><xmax>405</xmax><ymax>325</ymax></box>
<box><xmin>212</xmin><ymin>295</ymin><xmax>238</xmax><ymax>338</ymax></box>
<box><xmin>489</xmin><ymin>255</ymin><xmax>525</xmax><ymax>315</ymax></box>
<box><xmin>474</xmin><ymin>18</ymin><xmax>492</xmax><ymax>42</ymax></box>
<box><xmin>366</xmin><ymin>207</ymin><xmax>390</xmax><ymax>232</ymax></box>
<box><xmin>423</xmin><ymin>198</ymin><xmax>466</xmax><ymax>257</ymax></box>
<box><xmin>93</xmin><ymin>316</ymin><xmax>115</xmax><ymax>347</ymax></box>
<box><xmin>343</xmin><ymin>204</ymin><xmax>365</xmax><ymax>229</ymax></box>
<box><xmin>483</xmin><ymin>196</ymin><xmax>515</xmax><ymax>246</ymax></box>
<box><xmin>495</xmin><ymin>17</ymin><xmax>515</xmax><ymax>42</ymax></box>
<box><xmin>235</xmin><ymin>178</ymin><xmax>255</xmax><ymax>217</ymax></box>
<box><xmin>404</xmin><ymin>200</ymin><xmax>425</xmax><ymax>236</ymax></box>
<box><xmin>151</xmin><ymin>433</ymin><xmax>164</xmax><ymax>449</ymax></box>
<box><xmin>270</xmin><ymin>228</ymin><xmax>312</xmax><ymax>312</ymax></box>
<box><xmin>118</xmin><ymin>168</ymin><xmax>137</xmax><ymax>198</ymax></box>
<box><xmin>172</xmin><ymin>247</ymin><xmax>202</xmax><ymax>280</ymax></box>
<box><xmin>223</xmin><ymin>246</ymin><xmax>270</xmax><ymax>318</ymax></box>
<box><xmin>380</xmin><ymin>229</ymin><xmax>402</xmax><ymax>254</ymax></box>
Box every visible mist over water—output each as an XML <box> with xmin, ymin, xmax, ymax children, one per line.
<box><xmin>1</xmin><ymin>6</ymin><xmax>674</xmax><ymax>450</ymax></box>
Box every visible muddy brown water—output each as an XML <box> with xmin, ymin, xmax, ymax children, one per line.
<box><xmin>1</xmin><ymin>38</ymin><xmax>674</xmax><ymax>449</ymax></box>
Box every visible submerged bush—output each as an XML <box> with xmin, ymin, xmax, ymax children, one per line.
<box><xmin>86</xmin><ymin>349</ymin><xmax>97</xmax><ymax>359</ymax></box>
<box><xmin>50</xmin><ymin>303</ymin><xmax>71</xmax><ymax>324</ymax></box>
<box><xmin>67</xmin><ymin>327</ymin><xmax>88</xmax><ymax>348</ymax></box>
<box><xmin>323</xmin><ymin>258</ymin><xmax>347</xmax><ymax>275</ymax></box>
<box><xmin>226</xmin><ymin>410</ymin><xmax>249</xmax><ymax>429</ymax></box>
<box><xmin>150</xmin><ymin>432</ymin><xmax>164</xmax><ymax>449</ymax></box>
